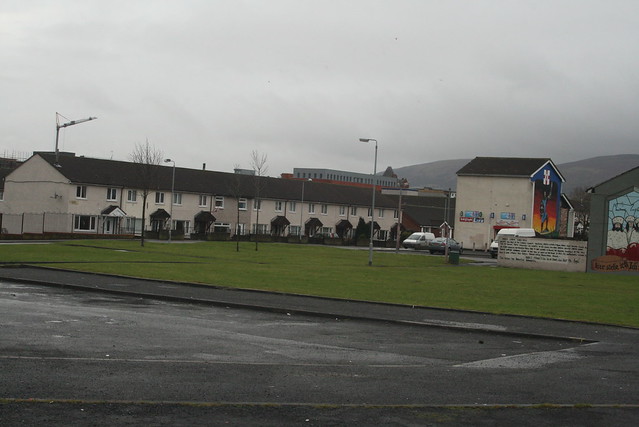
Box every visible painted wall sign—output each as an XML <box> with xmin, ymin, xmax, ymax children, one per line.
<box><xmin>461</xmin><ymin>211</ymin><xmax>483</xmax><ymax>218</ymax></box>
<box><xmin>531</xmin><ymin>167</ymin><xmax>562</xmax><ymax>237</ymax></box>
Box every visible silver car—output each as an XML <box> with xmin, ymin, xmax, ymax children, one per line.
<box><xmin>426</xmin><ymin>237</ymin><xmax>463</xmax><ymax>255</ymax></box>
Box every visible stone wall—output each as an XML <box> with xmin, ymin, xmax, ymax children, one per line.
<box><xmin>498</xmin><ymin>236</ymin><xmax>587</xmax><ymax>272</ymax></box>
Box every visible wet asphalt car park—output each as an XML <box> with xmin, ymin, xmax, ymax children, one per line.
<box><xmin>1</xmin><ymin>267</ymin><xmax>638</xmax><ymax>425</ymax></box>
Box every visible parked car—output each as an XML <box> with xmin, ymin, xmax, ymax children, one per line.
<box><xmin>489</xmin><ymin>228</ymin><xmax>536</xmax><ymax>258</ymax></box>
<box><xmin>426</xmin><ymin>237</ymin><xmax>463</xmax><ymax>254</ymax></box>
<box><xmin>402</xmin><ymin>232</ymin><xmax>436</xmax><ymax>250</ymax></box>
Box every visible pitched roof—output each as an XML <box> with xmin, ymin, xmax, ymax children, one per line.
<box><xmin>34</xmin><ymin>152</ymin><xmax>397</xmax><ymax>208</ymax></box>
<box><xmin>456</xmin><ymin>157</ymin><xmax>553</xmax><ymax>177</ymax></box>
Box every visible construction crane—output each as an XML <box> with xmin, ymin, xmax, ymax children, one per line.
<box><xmin>55</xmin><ymin>112</ymin><xmax>97</xmax><ymax>166</ymax></box>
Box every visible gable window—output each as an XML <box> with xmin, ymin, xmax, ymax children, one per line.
<box><xmin>199</xmin><ymin>195</ymin><xmax>208</xmax><ymax>207</ymax></box>
<box><xmin>127</xmin><ymin>190</ymin><xmax>137</xmax><ymax>202</ymax></box>
<box><xmin>74</xmin><ymin>215</ymin><xmax>96</xmax><ymax>231</ymax></box>
<box><xmin>173</xmin><ymin>193</ymin><xmax>182</xmax><ymax>205</ymax></box>
<box><xmin>214</xmin><ymin>196</ymin><xmax>224</xmax><ymax>209</ymax></box>
<box><xmin>155</xmin><ymin>192</ymin><xmax>165</xmax><ymax>204</ymax></box>
<box><xmin>106</xmin><ymin>188</ymin><xmax>117</xmax><ymax>201</ymax></box>
<box><xmin>275</xmin><ymin>201</ymin><xmax>283</xmax><ymax>212</ymax></box>
<box><xmin>76</xmin><ymin>185</ymin><xmax>87</xmax><ymax>199</ymax></box>
<box><xmin>238</xmin><ymin>198</ymin><xmax>247</xmax><ymax>210</ymax></box>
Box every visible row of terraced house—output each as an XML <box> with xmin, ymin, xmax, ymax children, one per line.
<box><xmin>0</xmin><ymin>152</ymin><xmax>454</xmax><ymax>243</ymax></box>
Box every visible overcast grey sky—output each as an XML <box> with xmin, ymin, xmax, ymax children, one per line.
<box><xmin>2</xmin><ymin>1</ymin><xmax>638</xmax><ymax>176</ymax></box>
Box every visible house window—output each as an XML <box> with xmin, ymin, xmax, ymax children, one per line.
<box><xmin>290</xmin><ymin>225</ymin><xmax>301</xmax><ymax>236</ymax></box>
<box><xmin>213</xmin><ymin>222</ymin><xmax>231</xmax><ymax>233</ymax></box>
<box><xmin>321</xmin><ymin>227</ymin><xmax>332</xmax><ymax>234</ymax></box>
<box><xmin>308</xmin><ymin>203</ymin><xmax>315</xmax><ymax>214</ymax></box>
<box><xmin>76</xmin><ymin>185</ymin><xmax>87</xmax><ymax>199</ymax></box>
<box><xmin>252</xmin><ymin>223</ymin><xmax>268</xmax><ymax>234</ymax></box>
<box><xmin>289</xmin><ymin>201</ymin><xmax>297</xmax><ymax>213</ymax></box>
<box><xmin>378</xmin><ymin>230</ymin><xmax>388</xmax><ymax>241</ymax></box>
<box><xmin>106</xmin><ymin>188</ymin><xmax>117</xmax><ymax>201</ymax></box>
<box><xmin>275</xmin><ymin>201</ymin><xmax>283</xmax><ymax>212</ymax></box>
<box><xmin>127</xmin><ymin>190</ymin><xmax>137</xmax><ymax>202</ymax></box>
<box><xmin>320</xmin><ymin>204</ymin><xmax>328</xmax><ymax>215</ymax></box>
<box><xmin>254</xmin><ymin>199</ymin><xmax>261</xmax><ymax>211</ymax></box>
<box><xmin>350</xmin><ymin>206</ymin><xmax>357</xmax><ymax>216</ymax></box>
<box><xmin>173</xmin><ymin>193</ymin><xmax>182</xmax><ymax>205</ymax></box>
<box><xmin>367</xmin><ymin>208</ymin><xmax>373</xmax><ymax>217</ymax></box>
<box><xmin>393</xmin><ymin>209</ymin><xmax>399</xmax><ymax>219</ymax></box>
<box><xmin>339</xmin><ymin>206</ymin><xmax>346</xmax><ymax>216</ymax></box>
<box><xmin>155</xmin><ymin>192</ymin><xmax>165</xmax><ymax>204</ymax></box>
<box><xmin>214</xmin><ymin>196</ymin><xmax>224</xmax><ymax>209</ymax></box>
<box><xmin>378</xmin><ymin>208</ymin><xmax>384</xmax><ymax>218</ymax></box>
<box><xmin>74</xmin><ymin>215</ymin><xmax>96</xmax><ymax>231</ymax></box>
<box><xmin>238</xmin><ymin>198</ymin><xmax>247</xmax><ymax>210</ymax></box>
<box><xmin>0</xmin><ymin>190</ymin><xmax>4</xmax><ymax>201</ymax></box>
<box><xmin>199</xmin><ymin>195</ymin><xmax>208</xmax><ymax>207</ymax></box>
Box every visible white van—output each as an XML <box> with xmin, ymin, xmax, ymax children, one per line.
<box><xmin>402</xmin><ymin>232</ymin><xmax>436</xmax><ymax>250</ymax></box>
<box><xmin>489</xmin><ymin>228</ymin><xmax>536</xmax><ymax>258</ymax></box>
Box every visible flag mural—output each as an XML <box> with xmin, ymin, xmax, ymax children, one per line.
<box><xmin>531</xmin><ymin>166</ymin><xmax>562</xmax><ymax>237</ymax></box>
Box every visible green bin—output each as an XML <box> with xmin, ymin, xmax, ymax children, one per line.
<box><xmin>448</xmin><ymin>250</ymin><xmax>460</xmax><ymax>265</ymax></box>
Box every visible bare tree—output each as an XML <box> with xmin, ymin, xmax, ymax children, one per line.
<box><xmin>250</xmin><ymin>150</ymin><xmax>268</xmax><ymax>251</ymax></box>
<box><xmin>569</xmin><ymin>186</ymin><xmax>591</xmax><ymax>239</ymax></box>
<box><xmin>130</xmin><ymin>140</ymin><xmax>163</xmax><ymax>246</ymax></box>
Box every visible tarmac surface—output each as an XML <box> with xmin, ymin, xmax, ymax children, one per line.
<box><xmin>1</xmin><ymin>265</ymin><xmax>638</xmax><ymax>426</ymax></box>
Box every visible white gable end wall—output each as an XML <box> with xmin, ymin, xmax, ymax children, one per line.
<box><xmin>455</xmin><ymin>175</ymin><xmax>534</xmax><ymax>251</ymax></box>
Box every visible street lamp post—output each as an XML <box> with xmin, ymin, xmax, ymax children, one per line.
<box><xmin>395</xmin><ymin>178</ymin><xmax>408</xmax><ymax>254</ymax></box>
<box><xmin>359</xmin><ymin>138</ymin><xmax>378</xmax><ymax>266</ymax></box>
<box><xmin>164</xmin><ymin>159</ymin><xmax>176</xmax><ymax>242</ymax></box>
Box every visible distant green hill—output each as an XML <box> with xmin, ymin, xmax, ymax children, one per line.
<box><xmin>393</xmin><ymin>154</ymin><xmax>639</xmax><ymax>194</ymax></box>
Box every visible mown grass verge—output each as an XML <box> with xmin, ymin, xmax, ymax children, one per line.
<box><xmin>1</xmin><ymin>240</ymin><xmax>637</xmax><ymax>327</ymax></box>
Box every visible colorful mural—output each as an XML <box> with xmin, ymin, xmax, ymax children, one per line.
<box><xmin>531</xmin><ymin>167</ymin><xmax>561</xmax><ymax>237</ymax></box>
<box><xmin>606</xmin><ymin>190</ymin><xmax>639</xmax><ymax>262</ymax></box>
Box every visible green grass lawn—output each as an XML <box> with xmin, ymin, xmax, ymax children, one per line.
<box><xmin>1</xmin><ymin>240</ymin><xmax>638</xmax><ymax>327</ymax></box>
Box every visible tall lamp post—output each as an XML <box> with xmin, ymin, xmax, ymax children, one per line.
<box><xmin>395</xmin><ymin>178</ymin><xmax>408</xmax><ymax>254</ymax></box>
<box><xmin>164</xmin><ymin>159</ymin><xmax>176</xmax><ymax>242</ymax></box>
<box><xmin>299</xmin><ymin>179</ymin><xmax>311</xmax><ymax>241</ymax></box>
<box><xmin>359</xmin><ymin>138</ymin><xmax>378</xmax><ymax>266</ymax></box>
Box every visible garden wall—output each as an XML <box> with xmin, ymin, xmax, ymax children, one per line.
<box><xmin>498</xmin><ymin>236</ymin><xmax>588</xmax><ymax>272</ymax></box>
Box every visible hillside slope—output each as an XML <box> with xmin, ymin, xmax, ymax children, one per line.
<box><xmin>394</xmin><ymin>154</ymin><xmax>639</xmax><ymax>194</ymax></box>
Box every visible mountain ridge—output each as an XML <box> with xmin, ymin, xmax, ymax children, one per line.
<box><xmin>393</xmin><ymin>154</ymin><xmax>639</xmax><ymax>194</ymax></box>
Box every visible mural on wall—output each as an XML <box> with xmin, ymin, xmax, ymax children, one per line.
<box><xmin>606</xmin><ymin>190</ymin><xmax>639</xmax><ymax>261</ymax></box>
<box><xmin>592</xmin><ymin>189</ymin><xmax>639</xmax><ymax>273</ymax></box>
<box><xmin>531</xmin><ymin>167</ymin><xmax>561</xmax><ymax>237</ymax></box>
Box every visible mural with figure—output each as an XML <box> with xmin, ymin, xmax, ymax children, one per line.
<box><xmin>606</xmin><ymin>190</ymin><xmax>639</xmax><ymax>262</ymax></box>
<box><xmin>531</xmin><ymin>166</ymin><xmax>561</xmax><ymax>237</ymax></box>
